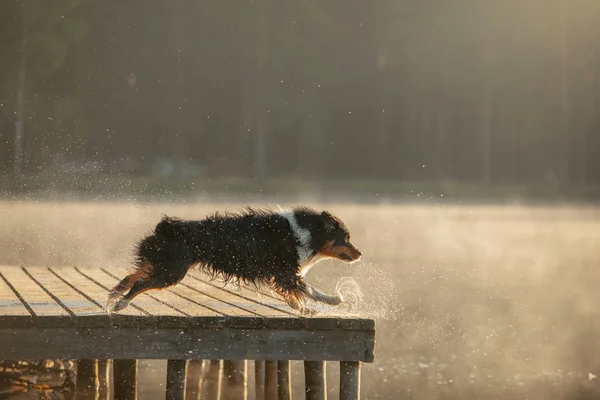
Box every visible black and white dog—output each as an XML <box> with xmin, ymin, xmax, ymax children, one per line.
<box><xmin>104</xmin><ymin>207</ymin><xmax>362</xmax><ymax>314</ymax></box>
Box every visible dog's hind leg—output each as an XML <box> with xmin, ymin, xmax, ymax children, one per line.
<box><xmin>104</xmin><ymin>270</ymin><xmax>146</xmax><ymax>313</ymax></box>
<box><xmin>108</xmin><ymin>260</ymin><xmax>192</xmax><ymax>313</ymax></box>
<box><xmin>110</xmin><ymin>277</ymin><xmax>164</xmax><ymax>312</ymax></box>
<box><xmin>104</xmin><ymin>263</ymin><xmax>154</xmax><ymax>313</ymax></box>
<box><xmin>302</xmin><ymin>283</ymin><xmax>344</xmax><ymax>306</ymax></box>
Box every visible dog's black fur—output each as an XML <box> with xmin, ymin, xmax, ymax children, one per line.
<box><xmin>105</xmin><ymin>206</ymin><xmax>362</xmax><ymax>314</ymax></box>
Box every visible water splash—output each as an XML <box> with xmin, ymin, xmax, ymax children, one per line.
<box><xmin>335</xmin><ymin>276</ymin><xmax>364</xmax><ymax>314</ymax></box>
<box><xmin>330</xmin><ymin>264</ymin><xmax>400</xmax><ymax>320</ymax></box>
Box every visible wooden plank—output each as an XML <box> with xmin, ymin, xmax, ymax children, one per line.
<box><xmin>193</xmin><ymin>280</ymin><xmax>374</xmax><ymax>332</ymax></box>
<box><xmin>0</xmin><ymin>327</ymin><xmax>375</xmax><ymax>362</ymax></box>
<box><xmin>101</xmin><ymin>268</ymin><xmax>232</xmax><ymax>329</ymax></box>
<box><xmin>232</xmin><ymin>283</ymin><xmax>371</xmax><ymax>331</ymax></box>
<box><xmin>0</xmin><ymin>265</ymin><xmax>71</xmax><ymax>326</ymax></box>
<box><xmin>304</xmin><ymin>361</ymin><xmax>327</xmax><ymax>400</ymax></box>
<box><xmin>277</xmin><ymin>360</ymin><xmax>292</xmax><ymax>400</ymax></box>
<box><xmin>77</xmin><ymin>267</ymin><xmax>189</xmax><ymax>327</ymax></box>
<box><xmin>165</xmin><ymin>359</ymin><xmax>187</xmax><ymax>400</ymax></box>
<box><xmin>339</xmin><ymin>362</ymin><xmax>360</xmax><ymax>400</ymax></box>
<box><xmin>113</xmin><ymin>359</ymin><xmax>137</xmax><ymax>400</ymax></box>
<box><xmin>168</xmin><ymin>283</ymin><xmax>257</xmax><ymax>328</ymax></box>
<box><xmin>107</xmin><ymin>266</ymin><xmax>264</xmax><ymax>328</ymax></box>
<box><xmin>26</xmin><ymin>267</ymin><xmax>109</xmax><ymax>327</ymax></box>
<box><xmin>191</xmin><ymin>271</ymin><xmax>374</xmax><ymax>331</ymax></box>
<box><xmin>105</xmin><ymin>263</ymin><xmax>280</xmax><ymax>329</ymax></box>
<box><xmin>50</xmin><ymin>267</ymin><xmax>147</xmax><ymax>327</ymax></box>
<box><xmin>185</xmin><ymin>272</ymin><xmax>304</xmax><ymax>329</ymax></box>
<box><xmin>106</xmin><ymin>266</ymin><xmax>267</xmax><ymax>322</ymax></box>
<box><xmin>179</xmin><ymin>277</ymin><xmax>278</xmax><ymax>327</ymax></box>
<box><xmin>0</xmin><ymin>267</ymin><xmax>33</xmax><ymax>327</ymax></box>
<box><xmin>187</xmin><ymin>269</ymin><xmax>295</xmax><ymax>316</ymax></box>
<box><xmin>338</xmin><ymin>318</ymin><xmax>375</xmax><ymax>331</ymax></box>
<box><xmin>215</xmin><ymin>280</ymin><xmax>370</xmax><ymax>331</ymax></box>
<box><xmin>228</xmin><ymin>285</ymin><xmax>340</xmax><ymax>330</ymax></box>
<box><xmin>110</xmin><ymin>266</ymin><xmax>350</xmax><ymax>331</ymax></box>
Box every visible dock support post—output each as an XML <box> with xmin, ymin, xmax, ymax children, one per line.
<box><xmin>97</xmin><ymin>360</ymin><xmax>111</xmax><ymax>400</ymax></box>
<box><xmin>222</xmin><ymin>360</ymin><xmax>247</xmax><ymax>400</ymax></box>
<box><xmin>113</xmin><ymin>359</ymin><xmax>137</xmax><ymax>400</ymax></box>
<box><xmin>166</xmin><ymin>359</ymin><xmax>188</xmax><ymax>400</ymax></box>
<box><xmin>254</xmin><ymin>360</ymin><xmax>265</xmax><ymax>400</ymax></box>
<box><xmin>200</xmin><ymin>360</ymin><xmax>221</xmax><ymax>400</ymax></box>
<box><xmin>76</xmin><ymin>359</ymin><xmax>98</xmax><ymax>399</ymax></box>
<box><xmin>304</xmin><ymin>360</ymin><xmax>326</xmax><ymax>400</ymax></box>
<box><xmin>277</xmin><ymin>360</ymin><xmax>292</xmax><ymax>400</ymax></box>
<box><xmin>186</xmin><ymin>360</ymin><xmax>204</xmax><ymax>400</ymax></box>
<box><xmin>264</xmin><ymin>360</ymin><xmax>278</xmax><ymax>400</ymax></box>
<box><xmin>339</xmin><ymin>361</ymin><xmax>360</xmax><ymax>400</ymax></box>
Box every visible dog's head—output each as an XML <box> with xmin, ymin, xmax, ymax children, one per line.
<box><xmin>294</xmin><ymin>208</ymin><xmax>362</xmax><ymax>263</ymax></box>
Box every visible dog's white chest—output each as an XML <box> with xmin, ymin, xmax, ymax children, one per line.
<box><xmin>279</xmin><ymin>211</ymin><xmax>321</xmax><ymax>273</ymax></box>
<box><xmin>298</xmin><ymin>253</ymin><xmax>327</xmax><ymax>278</ymax></box>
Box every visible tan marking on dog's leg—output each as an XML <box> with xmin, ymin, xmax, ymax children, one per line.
<box><xmin>104</xmin><ymin>266</ymin><xmax>152</xmax><ymax>313</ymax></box>
<box><xmin>270</xmin><ymin>282</ymin><xmax>319</xmax><ymax>314</ymax></box>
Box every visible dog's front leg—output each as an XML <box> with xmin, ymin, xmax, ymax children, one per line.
<box><xmin>285</xmin><ymin>297</ymin><xmax>318</xmax><ymax>316</ymax></box>
<box><xmin>270</xmin><ymin>280</ymin><xmax>318</xmax><ymax>315</ymax></box>
<box><xmin>303</xmin><ymin>283</ymin><xmax>344</xmax><ymax>306</ymax></box>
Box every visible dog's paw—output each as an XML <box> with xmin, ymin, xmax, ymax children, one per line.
<box><xmin>330</xmin><ymin>294</ymin><xmax>344</xmax><ymax>306</ymax></box>
<box><xmin>104</xmin><ymin>292</ymin><xmax>127</xmax><ymax>314</ymax></box>
<box><xmin>299</xmin><ymin>307</ymin><xmax>319</xmax><ymax>316</ymax></box>
<box><xmin>320</xmin><ymin>293</ymin><xmax>343</xmax><ymax>306</ymax></box>
<box><xmin>113</xmin><ymin>298</ymin><xmax>131</xmax><ymax>312</ymax></box>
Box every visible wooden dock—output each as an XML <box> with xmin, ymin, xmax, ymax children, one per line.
<box><xmin>0</xmin><ymin>265</ymin><xmax>375</xmax><ymax>399</ymax></box>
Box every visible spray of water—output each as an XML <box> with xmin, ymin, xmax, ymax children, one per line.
<box><xmin>335</xmin><ymin>276</ymin><xmax>364</xmax><ymax>314</ymax></box>
<box><xmin>316</xmin><ymin>262</ymin><xmax>401</xmax><ymax>320</ymax></box>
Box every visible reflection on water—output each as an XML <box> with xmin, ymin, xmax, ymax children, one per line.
<box><xmin>0</xmin><ymin>360</ymin><xmax>76</xmax><ymax>399</ymax></box>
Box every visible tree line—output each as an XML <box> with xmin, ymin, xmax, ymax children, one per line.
<box><xmin>1</xmin><ymin>0</ymin><xmax>599</xmax><ymax>186</ymax></box>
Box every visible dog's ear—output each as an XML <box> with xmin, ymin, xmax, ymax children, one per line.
<box><xmin>321</xmin><ymin>211</ymin><xmax>335</xmax><ymax>232</ymax></box>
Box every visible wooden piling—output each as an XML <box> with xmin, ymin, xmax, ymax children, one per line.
<box><xmin>277</xmin><ymin>360</ymin><xmax>292</xmax><ymax>400</ymax></box>
<box><xmin>76</xmin><ymin>359</ymin><xmax>98</xmax><ymax>399</ymax></box>
<box><xmin>304</xmin><ymin>360</ymin><xmax>326</xmax><ymax>400</ymax></box>
<box><xmin>339</xmin><ymin>361</ymin><xmax>360</xmax><ymax>400</ymax></box>
<box><xmin>254</xmin><ymin>360</ymin><xmax>265</xmax><ymax>400</ymax></box>
<box><xmin>222</xmin><ymin>360</ymin><xmax>247</xmax><ymax>400</ymax></box>
<box><xmin>113</xmin><ymin>359</ymin><xmax>137</xmax><ymax>400</ymax></box>
<box><xmin>97</xmin><ymin>360</ymin><xmax>111</xmax><ymax>400</ymax></box>
<box><xmin>166</xmin><ymin>359</ymin><xmax>188</xmax><ymax>400</ymax></box>
<box><xmin>201</xmin><ymin>360</ymin><xmax>222</xmax><ymax>400</ymax></box>
<box><xmin>264</xmin><ymin>360</ymin><xmax>278</xmax><ymax>400</ymax></box>
<box><xmin>185</xmin><ymin>360</ymin><xmax>204</xmax><ymax>400</ymax></box>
